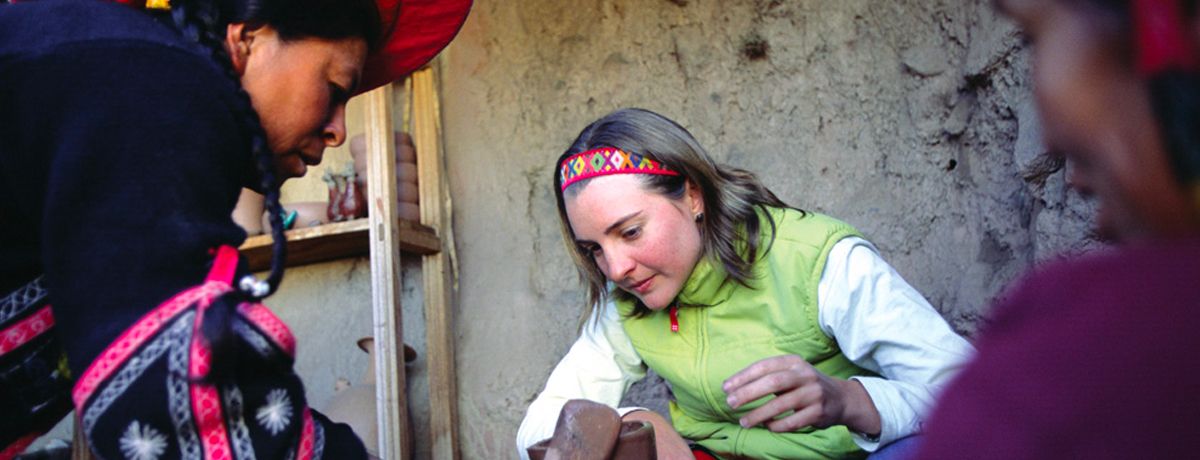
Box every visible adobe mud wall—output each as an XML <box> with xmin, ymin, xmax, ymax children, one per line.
<box><xmin>437</xmin><ymin>0</ymin><xmax>1094</xmax><ymax>457</ymax></box>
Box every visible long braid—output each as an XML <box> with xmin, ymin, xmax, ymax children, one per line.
<box><xmin>1147</xmin><ymin>71</ymin><xmax>1200</xmax><ymax>206</ymax></box>
<box><xmin>168</xmin><ymin>0</ymin><xmax>289</xmax><ymax>382</ymax></box>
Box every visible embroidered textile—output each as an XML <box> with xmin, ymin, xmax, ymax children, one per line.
<box><xmin>0</xmin><ymin>277</ymin><xmax>72</xmax><ymax>459</ymax></box>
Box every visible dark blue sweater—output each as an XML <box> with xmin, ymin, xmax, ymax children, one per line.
<box><xmin>0</xmin><ymin>0</ymin><xmax>251</xmax><ymax>372</ymax></box>
<box><xmin>0</xmin><ymin>2</ymin><xmax>365</xmax><ymax>457</ymax></box>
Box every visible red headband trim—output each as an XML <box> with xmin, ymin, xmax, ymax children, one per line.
<box><xmin>559</xmin><ymin>148</ymin><xmax>679</xmax><ymax>191</ymax></box>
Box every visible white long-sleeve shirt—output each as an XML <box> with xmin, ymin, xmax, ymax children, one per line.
<box><xmin>516</xmin><ymin>237</ymin><xmax>974</xmax><ymax>458</ymax></box>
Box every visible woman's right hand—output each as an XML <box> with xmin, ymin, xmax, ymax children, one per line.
<box><xmin>621</xmin><ymin>409</ymin><xmax>694</xmax><ymax>460</ymax></box>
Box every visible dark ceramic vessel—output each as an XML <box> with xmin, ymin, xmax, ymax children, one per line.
<box><xmin>527</xmin><ymin>421</ymin><xmax>657</xmax><ymax>460</ymax></box>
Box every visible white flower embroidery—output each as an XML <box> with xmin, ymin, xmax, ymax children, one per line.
<box><xmin>119</xmin><ymin>421</ymin><xmax>167</xmax><ymax>460</ymax></box>
<box><xmin>256</xmin><ymin>388</ymin><xmax>293</xmax><ymax>435</ymax></box>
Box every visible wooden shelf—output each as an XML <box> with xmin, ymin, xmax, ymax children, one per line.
<box><xmin>238</xmin><ymin>218</ymin><xmax>440</xmax><ymax>271</ymax></box>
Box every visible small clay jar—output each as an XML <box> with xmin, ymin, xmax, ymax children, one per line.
<box><xmin>324</xmin><ymin>172</ymin><xmax>345</xmax><ymax>222</ymax></box>
<box><xmin>340</xmin><ymin>169</ymin><xmax>367</xmax><ymax>220</ymax></box>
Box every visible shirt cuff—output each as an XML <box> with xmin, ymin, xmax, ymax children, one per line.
<box><xmin>848</xmin><ymin>376</ymin><xmax>905</xmax><ymax>452</ymax></box>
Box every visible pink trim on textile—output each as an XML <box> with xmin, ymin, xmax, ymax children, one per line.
<box><xmin>237</xmin><ymin>302</ymin><xmax>296</xmax><ymax>358</ymax></box>
<box><xmin>71</xmin><ymin>281</ymin><xmax>231</xmax><ymax>407</ymax></box>
<box><xmin>296</xmin><ymin>408</ymin><xmax>316</xmax><ymax>460</ymax></box>
<box><xmin>191</xmin><ymin>307</ymin><xmax>233</xmax><ymax>460</ymax></box>
<box><xmin>208</xmin><ymin>245</ymin><xmax>241</xmax><ymax>284</ymax></box>
<box><xmin>0</xmin><ymin>305</ymin><xmax>54</xmax><ymax>356</ymax></box>
<box><xmin>0</xmin><ymin>433</ymin><xmax>39</xmax><ymax>460</ymax></box>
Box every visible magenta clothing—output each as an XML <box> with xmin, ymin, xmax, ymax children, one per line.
<box><xmin>915</xmin><ymin>239</ymin><xmax>1200</xmax><ymax>459</ymax></box>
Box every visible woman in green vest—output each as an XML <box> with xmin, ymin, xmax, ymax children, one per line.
<box><xmin>517</xmin><ymin>108</ymin><xmax>973</xmax><ymax>459</ymax></box>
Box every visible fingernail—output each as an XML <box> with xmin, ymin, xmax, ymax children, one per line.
<box><xmin>739</xmin><ymin>418</ymin><xmax>749</xmax><ymax>428</ymax></box>
<box><xmin>726</xmin><ymin>396</ymin><xmax>737</xmax><ymax>407</ymax></box>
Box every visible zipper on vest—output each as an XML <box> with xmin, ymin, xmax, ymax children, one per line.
<box><xmin>669</xmin><ymin>304</ymin><xmax>679</xmax><ymax>333</ymax></box>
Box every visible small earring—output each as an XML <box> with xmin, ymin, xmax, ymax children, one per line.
<box><xmin>694</xmin><ymin>212</ymin><xmax>704</xmax><ymax>222</ymax></box>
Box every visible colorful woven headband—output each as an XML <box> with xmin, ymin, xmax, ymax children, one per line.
<box><xmin>560</xmin><ymin>148</ymin><xmax>679</xmax><ymax>191</ymax></box>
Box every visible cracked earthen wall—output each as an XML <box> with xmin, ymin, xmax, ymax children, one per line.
<box><xmin>437</xmin><ymin>0</ymin><xmax>1096</xmax><ymax>457</ymax></box>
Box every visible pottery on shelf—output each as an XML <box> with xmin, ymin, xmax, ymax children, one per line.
<box><xmin>348</xmin><ymin>131</ymin><xmax>421</xmax><ymax>219</ymax></box>
<box><xmin>350</xmin><ymin>131</ymin><xmax>418</xmax><ymax>180</ymax></box>
<box><xmin>323</xmin><ymin>165</ymin><xmax>367</xmax><ymax>222</ymax></box>
<box><xmin>397</xmin><ymin>161</ymin><xmax>418</xmax><ymax>184</ymax></box>
<box><xmin>287</xmin><ymin>202</ymin><xmax>330</xmax><ymax>229</ymax></box>
<box><xmin>398</xmin><ymin>203</ymin><xmax>421</xmax><ymax>222</ymax></box>
<box><xmin>398</xmin><ymin>181</ymin><xmax>419</xmax><ymax>205</ymax></box>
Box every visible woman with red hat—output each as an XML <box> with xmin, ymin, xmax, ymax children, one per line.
<box><xmin>0</xmin><ymin>0</ymin><xmax>467</xmax><ymax>458</ymax></box>
<box><xmin>914</xmin><ymin>0</ymin><xmax>1200</xmax><ymax>458</ymax></box>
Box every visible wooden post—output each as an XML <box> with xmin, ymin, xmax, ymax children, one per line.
<box><xmin>364</xmin><ymin>83</ymin><xmax>411</xmax><ymax>460</ymax></box>
<box><xmin>411</xmin><ymin>66</ymin><xmax>461</xmax><ymax>460</ymax></box>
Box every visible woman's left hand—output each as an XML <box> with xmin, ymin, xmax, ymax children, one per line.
<box><xmin>722</xmin><ymin>354</ymin><xmax>881</xmax><ymax>436</ymax></box>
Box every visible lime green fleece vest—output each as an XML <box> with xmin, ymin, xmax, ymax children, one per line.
<box><xmin>618</xmin><ymin>209</ymin><xmax>872</xmax><ymax>459</ymax></box>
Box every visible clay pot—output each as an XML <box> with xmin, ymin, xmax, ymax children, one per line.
<box><xmin>350</xmin><ymin>132</ymin><xmax>418</xmax><ymax>184</ymax></box>
<box><xmin>349</xmin><ymin>131</ymin><xmax>420</xmax><ymax>219</ymax></box>
<box><xmin>322</xmin><ymin>337</ymin><xmax>417</xmax><ymax>460</ymax></box>
<box><xmin>288</xmin><ymin>202</ymin><xmax>330</xmax><ymax>229</ymax></box>
<box><xmin>527</xmin><ymin>421</ymin><xmax>656</xmax><ymax>460</ymax></box>
<box><xmin>396</xmin><ymin>136</ymin><xmax>416</xmax><ymax>163</ymax></box>
<box><xmin>397</xmin><ymin>161</ymin><xmax>418</xmax><ymax>184</ymax></box>
<box><xmin>398</xmin><ymin>181</ymin><xmax>419</xmax><ymax>205</ymax></box>
<box><xmin>398</xmin><ymin>202</ymin><xmax>421</xmax><ymax>222</ymax></box>
<box><xmin>322</xmin><ymin>339</ymin><xmax>380</xmax><ymax>458</ymax></box>
<box><xmin>232</xmin><ymin>188</ymin><xmax>265</xmax><ymax>235</ymax></box>
<box><xmin>340</xmin><ymin>173</ymin><xmax>367</xmax><ymax>220</ymax></box>
<box><xmin>324</xmin><ymin>167</ymin><xmax>367</xmax><ymax>222</ymax></box>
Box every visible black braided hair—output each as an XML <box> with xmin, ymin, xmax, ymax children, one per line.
<box><xmin>158</xmin><ymin>0</ymin><xmax>381</xmax><ymax>382</ymax></box>
<box><xmin>1148</xmin><ymin>71</ymin><xmax>1200</xmax><ymax>190</ymax></box>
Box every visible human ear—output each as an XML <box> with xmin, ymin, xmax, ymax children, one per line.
<box><xmin>225</xmin><ymin>23</ymin><xmax>251</xmax><ymax>76</ymax></box>
<box><xmin>685</xmin><ymin>180</ymin><xmax>704</xmax><ymax>217</ymax></box>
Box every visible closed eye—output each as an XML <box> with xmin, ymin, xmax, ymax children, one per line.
<box><xmin>621</xmin><ymin>226</ymin><xmax>641</xmax><ymax>239</ymax></box>
<box><xmin>578</xmin><ymin>243</ymin><xmax>602</xmax><ymax>256</ymax></box>
<box><xmin>329</xmin><ymin>82</ymin><xmax>350</xmax><ymax>108</ymax></box>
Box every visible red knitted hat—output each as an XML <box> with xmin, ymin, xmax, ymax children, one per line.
<box><xmin>359</xmin><ymin>0</ymin><xmax>472</xmax><ymax>93</ymax></box>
